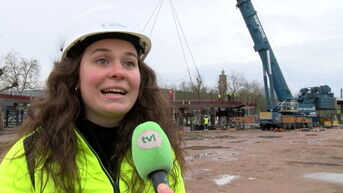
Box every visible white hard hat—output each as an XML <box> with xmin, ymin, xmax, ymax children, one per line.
<box><xmin>61</xmin><ymin>6</ymin><xmax>151</xmax><ymax>60</ymax></box>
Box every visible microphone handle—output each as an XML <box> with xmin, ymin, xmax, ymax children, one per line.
<box><xmin>149</xmin><ymin>170</ymin><xmax>169</xmax><ymax>193</ymax></box>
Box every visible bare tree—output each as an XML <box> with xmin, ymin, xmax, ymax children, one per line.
<box><xmin>167</xmin><ymin>75</ymin><xmax>210</xmax><ymax>101</ymax></box>
<box><xmin>237</xmin><ymin>80</ymin><xmax>265</xmax><ymax>113</ymax></box>
<box><xmin>227</xmin><ymin>71</ymin><xmax>246</xmax><ymax>96</ymax></box>
<box><xmin>178</xmin><ymin>80</ymin><xmax>193</xmax><ymax>100</ymax></box>
<box><xmin>0</xmin><ymin>51</ymin><xmax>40</xmax><ymax>93</ymax></box>
<box><xmin>191</xmin><ymin>74</ymin><xmax>207</xmax><ymax>100</ymax></box>
<box><xmin>179</xmin><ymin>80</ymin><xmax>192</xmax><ymax>92</ymax></box>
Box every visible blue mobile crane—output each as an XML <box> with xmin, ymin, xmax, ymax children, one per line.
<box><xmin>236</xmin><ymin>0</ymin><xmax>336</xmax><ymax>130</ymax></box>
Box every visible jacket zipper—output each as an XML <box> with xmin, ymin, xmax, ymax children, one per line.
<box><xmin>75</xmin><ymin>129</ymin><xmax>120</xmax><ymax>193</ymax></box>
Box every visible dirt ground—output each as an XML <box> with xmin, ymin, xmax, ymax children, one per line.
<box><xmin>182</xmin><ymin>128</ymin><xmax>343</xmax><ymax>193</ymax></box>
<box><xmin>1</xmin><ymin>128</ymin><xmax>343</xmax><ymax>193</ymax></box>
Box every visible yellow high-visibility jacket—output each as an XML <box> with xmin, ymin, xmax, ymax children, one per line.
<box><xmin>203</xmin><ymin>117</ymin><xmax>209</xmax><ymax>125</ymax></box>
<box><xmin>0</xmin><ymin>130</ymin><xmax>185</xmax><ymax>193</ymax></box>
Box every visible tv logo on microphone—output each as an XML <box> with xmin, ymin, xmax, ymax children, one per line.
<box><xmin>137</xmin><ymin>130</ymin><xmax>162</xmax><ymax>149</ymax></box>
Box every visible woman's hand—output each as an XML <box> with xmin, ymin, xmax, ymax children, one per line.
<box><xmin>157</xmin><ymin>183</ymin><xmax>173</xmax><ymax>193</ymax></box>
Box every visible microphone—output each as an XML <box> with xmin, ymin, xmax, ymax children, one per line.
<box><xmin>132</xmin><ymin>121</ymin><xmax>173</xmax><ymax>193</ymax></box>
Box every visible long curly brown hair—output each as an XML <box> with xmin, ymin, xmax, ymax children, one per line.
<box><xmin>17</xmin><ymin>51</ymin><xmax>185</xmax><ymax>192</ymax></box>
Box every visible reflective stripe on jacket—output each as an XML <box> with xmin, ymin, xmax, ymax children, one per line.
<box><xmin>0</xmin><ymin>129</ymin><xmax>185</xmax><ymax>193</ymax></box>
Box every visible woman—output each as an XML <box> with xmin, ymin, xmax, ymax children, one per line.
<box><xmin>0</xmin><ymin>7</ymin><xmax>186</xmax><ymax>193</ymax></box>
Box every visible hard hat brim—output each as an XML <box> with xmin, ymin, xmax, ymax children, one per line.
<box><xmin>61</xmin><ymin>31</ymin><xmax>151</xmax><ymax>61</ymax></box>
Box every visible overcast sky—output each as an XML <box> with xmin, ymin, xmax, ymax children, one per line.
<box><xmin>0</xmin><ymin>0</ymin><xmax>342</xmax><ymax>97</ymax></box>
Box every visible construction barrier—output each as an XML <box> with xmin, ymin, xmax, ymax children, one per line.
<box><xmin>231</xmin><ymin>115</ymin><xmax>258</xmax><ymax>123</ymax></box>
<box><xmin>230</xmin><ymin>115</ymin><xmax>312</xmax><ymax>130</ymax></box>
<box><xmin>277</xmin><ymin>116</ymin><xmax>312</xmax><ymax>124</ymax></box>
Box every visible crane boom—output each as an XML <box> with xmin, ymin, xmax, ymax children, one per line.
<box><xmin>236</xmin><ymin>0</ymin><xmax>293</xmax><ymax>108</ymax></box>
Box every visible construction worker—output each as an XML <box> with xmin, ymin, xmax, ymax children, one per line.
<box><xmin>227</xmin><ymin>92</ymin><xmax>235</xmax><ymax>101</ymax></box>
<box><xmin>203</xmin><ymin>115</ymin><xmax>209</xmax><ymax>131</ymax></box>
